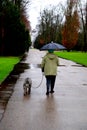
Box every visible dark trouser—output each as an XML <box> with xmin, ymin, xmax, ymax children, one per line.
<box><xmin>45</xmin><ymin>76</ymin><xmax>56</xmax><ymax>92</ymax></box>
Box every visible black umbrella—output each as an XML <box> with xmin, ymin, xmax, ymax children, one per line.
<box><xmin>40</xmin><ymin>41</ymin><xmax>66</xmax><ymax>51</ymax></box>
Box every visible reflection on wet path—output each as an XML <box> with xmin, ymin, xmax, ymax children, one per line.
<box><xmin>0</xmin><ymin>49</ymin><xmax>87</xmax><ymax>130</ymax></box>
<box><xmin>0</xmin><ymin>51</ymin><xmax>86</xmax><ymax>122</ymax></box>
<box><xmin>29</xmin><ymin>63</ymin><xmax>41</xmax><ymax>69</ymax></box>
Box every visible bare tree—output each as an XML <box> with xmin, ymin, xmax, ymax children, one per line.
<box><xmin>36</xmin><ymin>5</ymin><xmax>64</xmax><ymax>45</ymax></box>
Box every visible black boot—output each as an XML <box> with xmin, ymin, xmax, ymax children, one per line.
<box><xmin>46</xmin><ymin>91</ymin><xmax>49</xmax><ymax>95</ymax></box>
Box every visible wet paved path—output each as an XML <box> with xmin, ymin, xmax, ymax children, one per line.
<box><xmin>0</xmin><ymin>49</ymin><xmax>87</xmax><ymax>130</ymax></box>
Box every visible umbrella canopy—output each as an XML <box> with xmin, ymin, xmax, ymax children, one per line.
<box><xmin>40</xmin><ymin>41</ymin><xmax>66</xmax><ymax>51</ymax></box>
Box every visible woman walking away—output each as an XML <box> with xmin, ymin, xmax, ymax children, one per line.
<box><xmin>41</xmin><ymin>50</ymin><xmax>59</xmax><ymax>95</ymax></box>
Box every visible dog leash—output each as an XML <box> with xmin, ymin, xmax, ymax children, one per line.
<box><xmin>32</xmin><ymin>73</ymin><xmax>44</xmax><ymax>88</ymax></box>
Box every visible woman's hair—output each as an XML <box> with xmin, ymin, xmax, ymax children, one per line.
<box><xmin>48</xmin><ymin>49</ymin><xmax>54</xmax><ymax>53</ymax></box>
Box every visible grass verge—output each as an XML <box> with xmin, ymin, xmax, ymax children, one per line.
<box><xmin>54</xmin><ymin>51</ymin><xmax>87</xmax><ymax>67</ymax></box>
<box><xmin>0</xmin><ymin>57</ymin><xmax>20</xmax><ymax>84</ymax></box>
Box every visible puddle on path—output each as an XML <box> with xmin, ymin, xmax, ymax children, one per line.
<box><xmin>71</xmin><ymin>64</ymin><xmax>83</xmax><ymax>67</ymax></box>
<box><xmin>29</xmin><ymin>64</ymin><xmax>41</xmax><ymax>69</ymax></box>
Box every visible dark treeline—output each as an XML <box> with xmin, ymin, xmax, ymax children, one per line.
<box><xmin>0</xmin><ymin>0</ymin><xmax>31</xmax><ymax>56</ymax></box>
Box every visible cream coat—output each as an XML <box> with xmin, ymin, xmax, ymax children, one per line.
<box><xmin>41</xmin><ymin>53</ymin><xmax>59</xmax><ymax>76</ymax></box>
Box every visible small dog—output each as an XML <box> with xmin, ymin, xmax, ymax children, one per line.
<box><xmin>23</xmin><ymin>78</ymin><xmax>32</xmax><ymax>96</ymax></box>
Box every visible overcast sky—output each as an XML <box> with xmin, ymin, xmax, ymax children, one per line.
<box><xmin>28</xmin><ymin>0</ymin><xmax>66</xmax><ymax>30</ymax></box>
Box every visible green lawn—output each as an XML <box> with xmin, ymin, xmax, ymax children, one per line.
<box><xmin>54</xmin><ymin>51</ymin><xmax>87</xmax><ymax>67</ymax></box>
<box><xmin>0</xmin><ymin>57</ymin><xmax>20</xmax><ymax>84</ymax></box>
